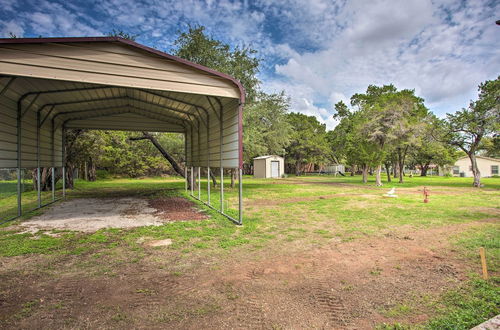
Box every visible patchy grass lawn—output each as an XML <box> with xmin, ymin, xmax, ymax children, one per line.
<box><xmin>0</xmin><ymin>175</ymin><xmax>498</xmax><ymax>329</ymax></box>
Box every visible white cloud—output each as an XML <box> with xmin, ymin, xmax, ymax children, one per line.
<box><xmin>0</xmin><ymin>20</ymin><xmax>24</xmax><ymax>37</ymax></box>
<box><xmin>4</xmin><ymin>0</ymin><xmax>498</xmax><ymax>130</ymax></box>
<box><xmin>270</xmin><ymin>0</ymin><xmax>500</xmax><ymax>126</ymax></box>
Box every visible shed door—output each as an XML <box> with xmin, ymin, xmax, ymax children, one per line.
<box><xmin>271</xmin><ymin>161</ymin><xmax>280</xmax><ymax>178</ymax></box>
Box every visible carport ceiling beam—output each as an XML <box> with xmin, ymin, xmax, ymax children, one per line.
<box><xmin>60</xmin><ymin>106</ymin><xmax>189</xmax><ymax>129</ymax></box>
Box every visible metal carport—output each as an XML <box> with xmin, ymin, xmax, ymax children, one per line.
<box><xmin>0</xmin><ymin>37</ymin><xmax>244</xmax><ymax>224</ymax></box>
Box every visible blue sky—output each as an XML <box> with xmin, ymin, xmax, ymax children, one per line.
<box><xmin>1</xmin><ymin>0</ymin><xmax>499</xmax><ymax>130</ymax></box>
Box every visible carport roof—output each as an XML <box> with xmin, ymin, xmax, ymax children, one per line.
<box><xmin>0</xmin><ymin>36</ymin><xmax>245</xmax><ymax>169</ymax></box>
<box><xmin>0</xmin><ymin>36</ymin><xmax>245</xmax><ymax>102</ymax></box>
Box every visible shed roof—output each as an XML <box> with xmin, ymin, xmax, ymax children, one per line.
<box><xmin>253</xmin><ymin>155</ymin><xmax>283</xmax><ymax>160</ymax></box>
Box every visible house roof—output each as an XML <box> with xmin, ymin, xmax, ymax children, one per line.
<box><xmin>457</xmin><ymin>155</ymin><xmax>500</xmax><ymax>163</ymax></box>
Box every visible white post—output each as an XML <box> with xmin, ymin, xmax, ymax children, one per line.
<box><xmin>190</xmin><ymin>166</ymin><xmax>194</xmax><ymax>196</ymax></box>
<box><xmin>198</xmin><ymin>167</ymin><xmax>201</xmax><ymax>199</ymax></box>
<box><xmin>238</xmin><ymin>168</ymin><xmax>243</xmax><ymax>225</ymax></box>
<box><xmin>207</xmin><ymin>167</ymin><xmax>211</xmax><ymax>205</ymax></box>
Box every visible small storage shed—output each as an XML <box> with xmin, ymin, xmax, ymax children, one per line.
<box><xmin>253</xmin><ymin>155</ymin><xmax>284</xmax><ymax>178</ymax></box>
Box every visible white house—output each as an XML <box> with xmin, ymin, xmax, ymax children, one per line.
<box><xmin>253</xmin><ymin>155</ymin><xmax>285</xmax><ymax>178</ymax></box>
<box><xmin>452</xmin><ymin>156</ymin><xmax>500</xmax><ymax>177</ymax></box>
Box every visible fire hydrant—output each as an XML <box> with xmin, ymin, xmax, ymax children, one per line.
<box><xmin>423</xmin><ymin>187</ymin><xmax>429</xmax><ymax>203</ymax></box>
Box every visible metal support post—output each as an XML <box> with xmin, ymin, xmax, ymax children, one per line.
<box><xmin>190</xmin><ymin>166</ymin><xmax>194</xmax><ymax>196</ymax></box>
<box><xmin>239</xmin><ymin>168</ymin><xmax>243</xmax><ymax>225</ymax></box>
<box><xmin>207</xmin><ymin>167</ymin><xmax>211</xmax><ymax>205</ymax></box>
<box><xmin>219</xmin><ymin>102</ymin><xmax>224</xmax><ymax>213</ymax></box>
<box><xmin>220</xmin><ymin>167</ymin><xmax>224</xmax><ymax>213</ymax></box>
<box><xmin>62</xmin><ymin>127</ymin><xmax>66</xmax><ymax>198</ymax></box>
<box><xmin>51</xmin><ymin>119</ymin><xmax>55</xmax><ymax>201</ymax></box>
<box><xmin>51</xmin><ymin>167</ymin><xmax>55</xmax><ymax>201</ymax></box>
<box><xmin>62</xmin><ymin>167</ymin><xmax>66</xmax><ymax>198</ymax></box>
<box><xmin>37</xmin><ymin>111</ymin><xmax>41</xmax><ymax>207</ymax></box>
<box><xmin>16</xmin><ymin>100</ymin><xmax>22</xmax><ymax>217</ymax></box>
<box><xmin>185</xmin><ymin>166</ymin><xmax>188</xmax><ymax>192</ymax></box>
<box><xmin>37</xmin><ymin>168</ymin><xmax>41</xmax><ymax>207</ymax></box>
<box><xmin>197</xmin><ymin>167</ymin><xmax>201</xmax><ymax>199</ymax></box>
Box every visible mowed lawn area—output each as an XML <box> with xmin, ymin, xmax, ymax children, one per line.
<box><xmin>0</xmin><ymin>175</ymin><xmax>499</xmax><ymax>329</ymax></box>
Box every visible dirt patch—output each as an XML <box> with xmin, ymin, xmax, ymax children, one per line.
<box><xmin>1</xmin><ymin>220</ymin><xmax>491</xmax><ymax>329</ymax></box>
<box><xmin>18</xmin><ymin>196</ymin><xmax>206</xmax><ymax>233</ymax></box>
<box><xmin>149</xmin><ymin>197</ymin><xmax>208</xmax><ymax>221</ymax></box>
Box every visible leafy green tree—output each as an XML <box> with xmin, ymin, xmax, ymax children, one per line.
<box><xmin>479</xmin><ymin>135</ymin><xmax>500</xmax><ymax>158</ymax></box>
<box><xmin>285</xmin><ymin>113</ymin><xmax>329</xmax><ymax>175</ymax></box>
<box><xmin>339</xmin><ymin>85</ymin><xmax>429</xmax><ymax>184</ymax></box>
<box><xmin>172</xmin><ymin>25</ymin><xmax>290</xmax><ymax>169</ymax></box>
<box><xmin>173</xmin><ymin>25</ymin><xmax>261</xmax><ymax>103</ymax></box>
<box><xmin>243</xmin><ymin>92</ymin><xmax>292</xmax><ymax>164</ymax></box>
<box><xmin>443</xmin><ymin>76</ymin><xmax>500</xmax><ymax>187</ymax></box>
<box><xmin>409</xmin><ymin>117</ymin><xmax>458</xmax><ymax>176</ymax></box>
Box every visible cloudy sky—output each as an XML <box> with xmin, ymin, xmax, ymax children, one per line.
<box><xmin>1</xmin><ymin>0</ymin><xmax>499</xmax><ymax>129</ymax></box>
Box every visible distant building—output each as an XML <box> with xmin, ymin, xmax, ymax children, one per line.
<box><xmin>323</xmin><ymin>164</ymin><xmax>345</xmax><ymax>175</ymax></box>
<box><xmin>452</xmin><ymin>156</ymin><xmax>500</xmax><ymax>177</ymax></box>
<box><xmin>253</xmin><ymin>155</ymin><xmax>284</xmax><ymax>178</ymax></box>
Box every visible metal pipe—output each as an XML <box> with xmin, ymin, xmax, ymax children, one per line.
<box><xmin>36</xmin><ymin>110</ymin><xmax>41</xmax><ymax>207</ymax></box>
<box><xmin>239</xmin><ymin>168</ymin><xmax>243</xmax><ymax>225</ymax></box>
<box><xmin>190</xmin><ymin>166</ymin><xmax>194</xmax><ymax>196</ymax></box>
<box><xmin>184</xmin><ymin>165</ymin><xmax>188</xmax><ymax>192</ymax></box>
<box><xmin>37</xmin><ymin>168</ymin><xmax>41</xmax><ymax>207</ymax></box>
<box><xmin>51</xmin><ymin>167</ymin><xmax>55</xmax><ymax>201</ymax></box>
<box><xmin>190</xmin><ymin>195</ymin><xmax>240</xmax><ymax>225</ymax></box>
<box><xmin>51</xmin><ymin>118</ymin><xmax>55</xmax><ymax>201</ymax></box>
<box><xmin>62</xmin><ymin>167</ymin><xmax>66</xmax><ymax>198</ymax></box>
<box><xmin>220</xmin><ymin>167</ymin><xmax>224</xmax><ymax>213</ymax></box>
<box><xmin>62</xmin><ymin>127</ymin><xmax>66</xmax><ymax>198</ymax></box>
<box><xmin>16</xmin><ymin>99</ymin><xmax>22</xmax><ymax>217</ymax></box>
<box><xmin>207</xmin><ymin>167</ymin><xmax>211</xmax><ymax>206</ymax></box>
<box><xmin>184</xmin><ymin>131</ymin><xmax>188</xmax><ymax>192</ymax></box>
<box><xmin>219</xmin><ymin>101</ymin><xmax>224</xmax><ymax>213</ymax></box>
<box><xmin>198</xmin><ymin>167</ymin><xmax>201</xmax><ymax>200</ymax></box>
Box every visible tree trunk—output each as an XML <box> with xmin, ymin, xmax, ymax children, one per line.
<box><xmin>375</xmin><ymin>164</ymin><xmax>382</xmax><ymax>186</ymax></box>
<box><xmin>88</xmin><ymin>158</ymin><xmax>96</xmax><ymax>181</ymax></box>
<box><xmin>385</xmin><ymin>163</ymin><xmax>391</xmax><ymax>182</ymax></box>
<box><xmin>368</xmin><ymin>167</ymin><xmax>373</xmax><ymax>176</ymax></box>
<box><xmin>397</xmin><ymin>146</ymin><xmax>408</xmax><ymax>183</ymax></box>
<box><xmin>469</xmin><ymin>153</ymin><xmax>481</xmax><ymax>187</ymax></box>
<box><xmin>230</xmin><ymin>169</ymin><xmax>236</xmax><ymax>188</ymax></box>
<box><xmin>350</xmin><ymin>165</ymin><xmax>355</xmax><ymax>176</ymax></box>
<box><xmin>66</xmin><ymin>165</ymin><xmax>75</xmax><ymax>189</ymax></box>
<box><xmin>398</xmin><ymin>162</ymin><xmax>404</xmax><ymax>183</ymax></box>
<box><xmin>295</xmin><ymin>161</ymin><xmax>302</xmax><ymax>176</ymax></box>
<box><xmin>420</xmin><ymin>164</ymin><xmax>429</xmax><ymax>177</ymax></box>
<box><xmin>362</xmin><ymin>164</ymin><xmax>368</xmax><ymax>183</ymax></box>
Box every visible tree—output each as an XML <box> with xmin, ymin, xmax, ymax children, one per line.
<box><xmin>173</xmin><ymin>25</ymin><xmax>261</xmax><ymax>103</ymax></box>
<box><xmin>444</xmin><ymin>76</ymin><xmax>500</xmax><ymax>187</ymax></box>
<box><xmin>243</xmin><ymin>92</ymin><xmax>292</xmax><ymax>167</ymax></box>
<box><xmin>409</xmin><ymin>117</ymin><xmax>458</xmax><ymax>176</ymax></box>
<box><xmin>340</xmin><ymin>85</ymin><xmax>429</xmax><ymax>185</ymax></box>
<box><xmin>173</xmin><ymin>25</ymin><xmax>290</xmax><ymax>170</ymax></box>
<box><xmin>285</xmin><ymin>113</ymin><xmax>329</xmax><ymax>175</ymax></box>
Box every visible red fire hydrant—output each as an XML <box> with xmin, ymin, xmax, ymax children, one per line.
<box><xmin>423</xmin><ymin>187</ymin><xmax>429</xmax><ymax>203</ymax></box>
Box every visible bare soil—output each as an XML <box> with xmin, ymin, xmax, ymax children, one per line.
<box><xmin>18</xmin><ymin>197</ymin><xmax>207</xmax><ymax>233</ymax></box>
<box><xmin>149</xmin><ymin>197</ymin><xmax>208</xmax><ymax>221</ymax></box>
<box><xmin>1</xmin><ymin>218</ymin><xmax>494</xmax><ymax>329</ymax></box>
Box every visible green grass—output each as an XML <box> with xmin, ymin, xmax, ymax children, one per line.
<box><xmin>454</xmin><ymin>224</ymin><xmax>500</xmax><ymax>272</ymax></box>
<box><xmin>425</xmin><ymin>276</ymin><xmax>500</xmax><ymax>329</ymax></box>
<box><xmin>0</xmin><ymin>174</ymin><xmax>498</xmax><ymax>328</ymax></box>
